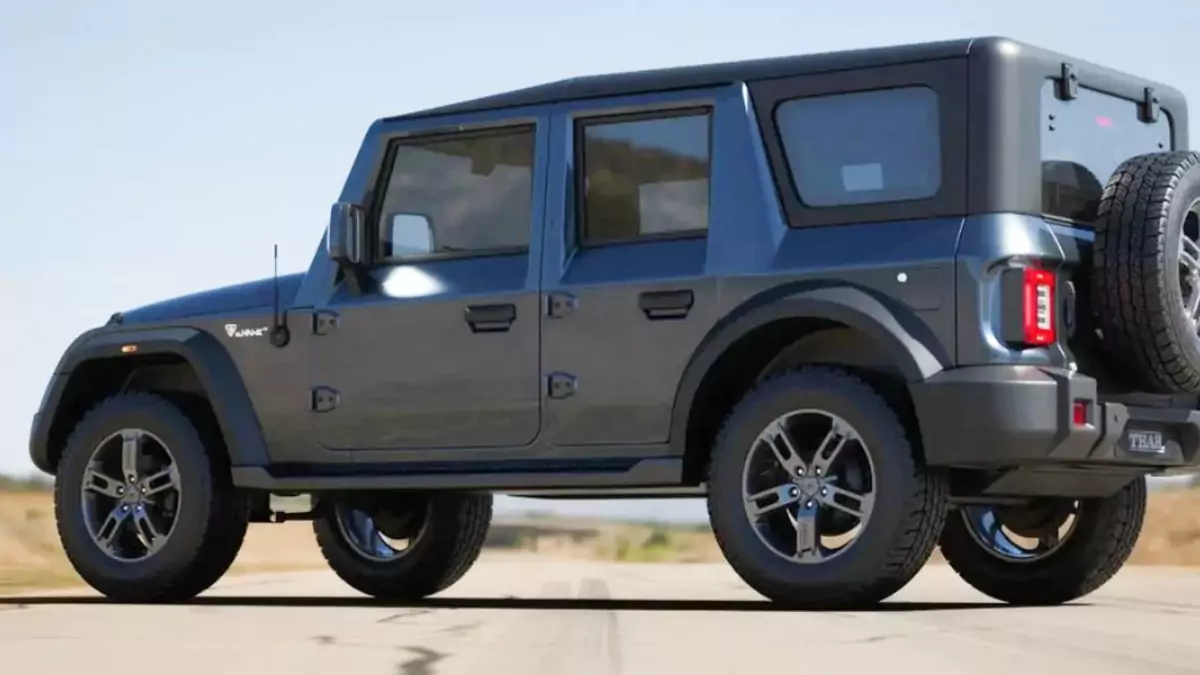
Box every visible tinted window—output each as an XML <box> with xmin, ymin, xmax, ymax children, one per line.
<box><xmin>377</xmin><ymin>127</ymin><xmax>535</xmax><ymax>260</ymax></box>
<box><xmin>775</xmin><ymin>87</ymin><xmax>941</xmax><ymax>207</ymax></box>
<box><xmin>579</xmin><ymin>112</ymin><xmax>710</xmax><ymax>244</ymax></box>
<box><xmin>1041</xmin><ymin>81</ymin><xmax>1172</xmax><ymax>222</ymax></box>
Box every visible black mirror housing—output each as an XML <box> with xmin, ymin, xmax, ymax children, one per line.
<box><xmin>327</xmin><ymin>202</ymin><xmax>366</xmax><ymax>266</ymax></box>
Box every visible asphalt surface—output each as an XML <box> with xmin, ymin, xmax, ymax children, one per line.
<box><xmin>4</xmin><ymin>556</ymin><xmax>1200</xmax><ymax>674</ymax></box>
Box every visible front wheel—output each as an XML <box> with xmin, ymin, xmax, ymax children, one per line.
<box><xmin>314</xmin><ymin>492</ymin><xmax>492</xmax><ymax>600</ymax></box>
<box><xmin>54</xmin><ymin>393</ymin><xmax>249</xmax><ymax>603</ymax></box>
<box><xmin>938</xmin><ymin>477</ymin><xmax>1146</xmax><ymax>605</ymax></box>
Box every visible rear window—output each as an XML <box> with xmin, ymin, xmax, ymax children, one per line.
<box><xmin>1041</xmin><ymin>81</ymin><xmax>1172</xmax><ymax>223</ymax></box>
<box><xmin>775</xmin><ymin>86</ymin><xmax>941</xmax><ymax>207</ymax></box>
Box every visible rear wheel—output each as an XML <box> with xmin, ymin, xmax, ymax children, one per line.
<box><xmin>706</xmin><ymin>367</ymin><xmax>948</xmax><ymax>609</ymax></box>
<box><xmin>939</xmin><ymin>477</ymin><xmax>1146</xmax><ymax>605</ymax></box>
<box><xmin>314</xmin><ymin>492</ymin><xmax>491</xmax><ymax>600</ymax></box>
<box><xmin>54</xmin><ymin>393</ymin><xmax>249</xmax><ymax>602</ymax></box>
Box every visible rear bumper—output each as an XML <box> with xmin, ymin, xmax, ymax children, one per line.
<box><xmin>910</xmin><ymin>365</ymin><xmax>1200</xmax><ymax>472</ymax></box>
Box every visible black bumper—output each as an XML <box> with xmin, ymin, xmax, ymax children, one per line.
<box><xmin>910</xmin><ymin>365</ymin><xmax>1200</xmax><ymax>472</ymax></box>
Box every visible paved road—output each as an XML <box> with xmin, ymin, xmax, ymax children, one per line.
<box><xmin>4</xmin><ymin>555</ymin><xmax>1200</xmax><ymax>674</ymax></box>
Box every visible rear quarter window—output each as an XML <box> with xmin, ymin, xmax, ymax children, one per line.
<box><xmin>1041</xmin><ymin>81</ymin><xmax>1173</xmax><ymax>223</ymax></box>
<box><xmin>775</xmin><ymin>86</ymin><xmax>941</xmax><ymax>208</ymax></box>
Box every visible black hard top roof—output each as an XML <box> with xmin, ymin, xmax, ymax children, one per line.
<box><xmin>384</xmin><ymin>36</ymin><xmax>996</xmax><ymax>122</ymax></box>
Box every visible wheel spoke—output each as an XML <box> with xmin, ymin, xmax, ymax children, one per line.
<box><xmin>93</xmin><ymin>505</ymin><xmax>131</xmax><ymax>553</ymax></box>
<box><xmin>811</xmin><ymin>423</ymin><xmax>852</xmax><ymax>475</ymax></box>
<box><xmin>1036</xmin><ymin>528</ymin><xmax>1061</xmax><ymax>553</ymax></box>
<box><xmin>816</xmin><ymin>484</ymin><xmax>874</xmax><ymax>521</ymax></box>
<box><xmin>350</xmin><ymin>510</ymin><xmax>385</xmax><ymax>555</ymax></box>
<box><xmin>138</xmin><ymin>465</ymin><xmax>179</xmax><ymax>498</ymax></box>
<box><xmin>1183</xmin><ymin>237</ymin><xmax>1200</xmax><ymax>275</ymax></box>
<box><xmin>121</xmin><ymin>430</ymin><xmax>143</xmax><ymax>482</ymax></box>
<box><xmin>764</xmin><ymin>420</ymin><xmax>808</xmax><ymax>477</ymax></box>
<box><xmin>983</xmin><ymin>512</ymin><xmax>1004</xmax><ymax>547</ymax></box>
<box><xmin>132</xmin><ymin>506</ymin><xmax>166</xmax><ymax>554</ymax></box>
<box><xmin>365</xmin><ymin>516</ymin><xmax>392</xmax><ymax>557</ymax></box>
<box><xmin>83</xmin><ymin>468</ymin><xmax>125</xmax><ymax>499</ymax></box>
<box><xmin>745</xmin><ymin>484</ymin><xmax>802</xmax><ymax>517</ymax></box>
<box><xmin>792</xmin><ymin>503</ymin><xmax>821</xmax><ymax>561</ymax></box>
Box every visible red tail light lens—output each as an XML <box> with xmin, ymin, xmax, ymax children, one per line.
<box><xmin>1072</xmin><ymin>400</ymin><xmax>1090</xmax><ymax>426</ymax></box>
<box><xmin>1022</xmin><ymin>268</ymin><xmax>1056</xmax><ymax>346</ymax></box>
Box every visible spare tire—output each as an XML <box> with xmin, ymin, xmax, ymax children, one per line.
<box><xmin>1092</xmin><ymin>151</ymin><xmax>1200</xmax><ymax>395</ymax></box>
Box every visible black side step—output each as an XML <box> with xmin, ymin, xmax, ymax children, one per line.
<box><xmin>231</xmin><ymin>458</ymin><xmax>684</xmax><ymax>492</ymax></box>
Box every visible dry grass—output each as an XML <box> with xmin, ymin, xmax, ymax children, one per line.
<box><xmin>1128</xmin><ymin>488</ymin><xmax>1200</xmax><ymax>566</ymax></box>
<box><xmin>0</xmin><ymin>491</ymin><xmax>326</xmax><ymax>592</ymax></box>
<box><xmin>5</xmin><ymin>488</ymin><xmax>1200</xmax><ymax>593</ymax></box>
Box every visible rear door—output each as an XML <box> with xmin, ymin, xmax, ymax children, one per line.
<box><xmin>540</xmin><ymin>90</ymin><xmax>721</xmax><ymax>447</ymax></box>
<box><xmin>311</xmin><ymin>117</ymin><xmax>548</xmax><ymax>451</ymax></box>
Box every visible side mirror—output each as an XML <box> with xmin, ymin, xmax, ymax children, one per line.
<box><xmin>327</xmin><ymin>202</ymin><xmax>366</xmax><ymax>266</ymax></box>
<box><xmin>381</xmin><ymin>212</ymin><xmax>434</xmax><ymax>259</ymax></box>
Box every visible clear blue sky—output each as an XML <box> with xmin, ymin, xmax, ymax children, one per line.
<box><xmin>3</xmin><ymin>0</ymin><xmax>1198</xmax><ymax>522</ymax></box>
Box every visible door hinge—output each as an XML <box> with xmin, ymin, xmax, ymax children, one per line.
<box><xmin>547</xmin><ymin>292</ymin><xmax>578</xmax><ymax>319</ymax></box>
<box><xmin>312</xmin><ymin>310</ymin><xmax>339</xmax><ymax>336</ymax></box>
<box><xmin>1140</xmin><ymin>86</ymin><xmax>1160</xmax><ymax>123</ymax></box>
<box><xmin>310</xmin><ymin>386</ymin><xmax>340</xmax><ymax>413</ymax></box>
<box><xmin>547</xmin><ymin>372</ymin><xmax>578</xmax><ymax>399</ymax></box>
<box><xmin>1057</xmin><ymin>62</ymin><xmax>1079</xmax><ymax>101</ymax></box>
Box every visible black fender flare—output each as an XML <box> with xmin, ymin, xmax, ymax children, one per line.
<box><xmin>668</xmin><ymin>283</ymin><xmax>950</xmax><ymax>457</ymax></box>
<box><xmin>30</xmin><ymin>326</ymin><xmax>269</xmax><ymax>474</ymax></box>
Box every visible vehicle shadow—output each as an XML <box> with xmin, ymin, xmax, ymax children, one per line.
<box><xmin>0</xmin><ymin>595</ymin><xmax>1026</xmax><ymax>612</ymax></box>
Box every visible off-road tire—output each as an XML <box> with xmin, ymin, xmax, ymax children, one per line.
<box><xmin>314</xmin><ymin>493</ymin><xmax>492</xmax><ymax>600</ymax></box>
<box><xmin>1092</xmin><ymin>150</ymin><xmax>1200</xmax><ymax>394</ymax></box>
<box><xmin>54</xmin><ymin>392</ymin><xmax>249</xmax><ymax>603</ymax></box>
<box><xmin>706</xmin><ymin>366</ymin><xmax>948</xmax><ymax>609</ymax></box>
<box><xmin>939</xmin><ymin>477</ymin><xmax>1146</xmax><ymax>605</ymax></box>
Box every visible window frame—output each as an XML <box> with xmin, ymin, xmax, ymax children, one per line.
<box><xmin>368</xmin><ymin>122</ymin><xmax>538</xmax><ymax>265</ymax></box>
<box><xmin>573</xmin><ymin>105</ymin><xmax>714</xmax><ymax>249</ymax></box>
<box><xmin>748</xmin><ymin>60</ymin><xmax>968</xmax><ymax>229</ymax></box>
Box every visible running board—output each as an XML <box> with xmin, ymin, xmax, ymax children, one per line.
<box><xmin>231</xmin><ymin>458</ymin><xmax>684</xmax><ymax>492</ymax></box>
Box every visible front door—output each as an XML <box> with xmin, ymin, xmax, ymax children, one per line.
<box><xmin>313</xmin><ymin>121</ymin><xmax>545</xmax><ymax>451</ymax></box>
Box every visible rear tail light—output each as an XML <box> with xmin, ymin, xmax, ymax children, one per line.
<box><xmin>1000</xmin><ymin>266</ymin><xmax>1058</xmax><ymax>348</ymax></box>
<box><xmin>1022</xmin><ymin>268</ymin><xmax>1056</xmax><ymax>346</ymax></box>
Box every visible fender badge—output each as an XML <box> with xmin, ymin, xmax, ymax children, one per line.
<box><xmin>225</xmin><ymin>323</ymin><xmax>269</xmax><ymax>339</ymax></box>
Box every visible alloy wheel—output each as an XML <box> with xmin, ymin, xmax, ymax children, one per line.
<box><xmin>960</xmin><ymin>501</ymin><xmax>1081</xmax><ymax>563</ymax></box>
<box><xmin>80</xmin><ymin>428</ymin><xmax>181</xmax><ymax>562</ymax></box>
<box><xmin>741</xmin><ymin>409</ymin><xmax>876</xmax><ymax>563</ymax></box>
<box><xmin>1178</xmin><ymin>200</ymin><xmax>1200</xmax><ymax>325</ymax></box>
<box><xmin>334</xmin><ymin>500</ymin><xmax>432</xmax><ymax>563</ymax></box>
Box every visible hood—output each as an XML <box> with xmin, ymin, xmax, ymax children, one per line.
<box><xmin>118</xmin><ymin>273</ymin><xmax>306</xmax><ymax>325</ymax></box>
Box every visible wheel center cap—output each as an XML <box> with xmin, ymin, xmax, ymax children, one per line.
<box><xmin>794</xmin><ymin>475</ymin><xmax>821</xmax><ymax>496</ymax></box>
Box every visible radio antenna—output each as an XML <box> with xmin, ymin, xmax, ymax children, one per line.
<box><xmin>270</xmin><ymin>244</ymin><xmax>290</xmax><ymax>348</ymax></box>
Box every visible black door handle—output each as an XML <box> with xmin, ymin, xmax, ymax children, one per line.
<box><xmin>465</xmin><ymin>303</ymin><xmax>516</xmax><ymax>332</ymax></box>
<box><xmin>639</xmin><ymin>289</ymin><xmax>694</xmax><ymax>320</ymax></box>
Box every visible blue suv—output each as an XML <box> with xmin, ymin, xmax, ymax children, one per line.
<box><xmin>29</xmin><ymin>36</ymin><xmax>1200</xmax><ymax>608</ymax></box>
